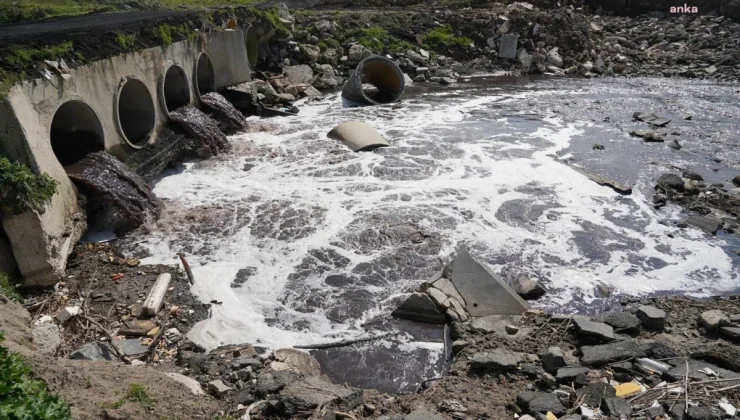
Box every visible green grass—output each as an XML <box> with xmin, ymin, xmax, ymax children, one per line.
<box><xmin>104</xmin><ymin>383</ymin><xmax>156</xmax><ymax>411</ymax></box>
<box><xmin>0</xmin><ymin>332</ymin><xmax>73</xmax><ymax>419</ymax></box>
<box><xmin>2</xmin><ymin>41</ymin><xmax>75</xmax><ymax>69</ymax></box>
<box><xmin>263</xmin><ymin>6</ymin><xmax>291</xmax><ymax>38</ymax></box>
<box><xmin>0</xmin><ymin>271</ymin><xmax>21</xmax><ymax>302</ymax></box>
<box><xmin>345</xmin><ymin>26</ymin><xmax>415</xmax><ymax>55</ymax></box>
<box><xmin>422</xmin><ymin>25</ymin><xmax>473</xmax><ymax>50</ymax></box>
<box><xmin>115</xmin><ymin>33</ymin><xmax>137</xmax><ymax>49</ymax></box>
<box><xmin>0</xmin><ymin>157</ymin><xmax>58</xmax><ymax>216</ymax></box>
<box><xmin>0</xmin><ymin>0</ymin><xmax>260</xmax><ymax>24</ymax></box>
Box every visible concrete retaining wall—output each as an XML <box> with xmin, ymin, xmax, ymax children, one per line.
<box><xmin>0</xmin><ymin>28</ymin><xmax>253</xmax><ymax>286</ymax></box>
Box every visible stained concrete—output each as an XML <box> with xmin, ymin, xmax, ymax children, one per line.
<box><xmin>0</xmin><ymin>28</ymin><xmax>252</xmax><ymax>286</ymax></box>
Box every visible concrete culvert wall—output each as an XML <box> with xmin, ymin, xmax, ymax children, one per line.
<box><xmin>342</xmin><ymin>56</ymin><xmax>405</xmax><ymax>106</ymax></box>
<box><xmin>246</xmin><ymin>26</ymin><xmax>259</xmax><ymax>68</ymax></box>
<box><xmin>50</xmin><ymin>100</ymin><xmax>105</xmax><ymax>167</ymax></box>
<box><xmin>163</xmin><ymin>65</ymin><xmax>191</xmax><ymax>112</ymax></box>
<box><xmin>195</xmin><ymin>53</ymin><xmax>216</xmax><ymax>100</ymax></box>
<box><xmin>117</xmin><ymin>77</ymin><xmax>155</xmax><ymax>147</ymax></box>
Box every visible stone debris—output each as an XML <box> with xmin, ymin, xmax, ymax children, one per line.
<box><xmin>69</xmin><ymin>341</ymin><xmax>117</xmax><ymax>361</ymax></box>
<box><xmin>470</xmin><ymin>348</ymin><xmax>525</xmax><ymax>371</ymax></box>
<box><xmin>636</xmin><ymin>305</ymin><xmax>666</xmax><ymax>330</ymax></box>
<box><xmin>56</xmin><ymin>306</ymin><xmax>80</xmax><ymax>324</ymax></box>
<box><xmin>698</xmin><ymin>310</ymin><xmax>731</xmax><ymax>331</ymax></box>
<box><xmin>573</xmin><ymin>318</ymin><xmax>615</xmax><ymax>342</ymax></box>
<box><xmin>513</xmin><ymin>274</ymin><xmax>547</xmax><ymax>300</ymax></box>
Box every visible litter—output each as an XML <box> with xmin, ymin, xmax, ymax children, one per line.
<box><xmin>636</xmin><ymin>358</ymin><xmax>671</xmax><ymax>373</ymax></box>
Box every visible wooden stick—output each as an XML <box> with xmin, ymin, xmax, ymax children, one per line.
<box><xmin>177</xmin><ymin>253</ymin><xmax>195</xmax><ymax>285</ymax></box>
<box><xmin>142</xmin><ymin>273</ymin><xmax>171</xmax><ymax>316</ymax></box>
<box><xmin>293</xmin><ymin>332</ymin><xmax>392</xmax><ymax>350</ymax></box>
<box><xmin>146</xmin><ymin>308</ymin><xmax>170</xmax><ymax>362</ymax></box>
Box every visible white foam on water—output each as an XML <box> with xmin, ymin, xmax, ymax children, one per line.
<box><xmin>139</xmin><ymin>87</ymin><xmax>734</xmax><ymax>354</ymax></box>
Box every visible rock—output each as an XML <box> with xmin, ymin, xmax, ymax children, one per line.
<box><xmin>278</xmin><ymin>376</ymin><xmax>362</xmax><ymax>417</ymax></box>
<box><xmin>469</xmin><ymin>315</ymin><xmax>526</xmax><ymax>338</ymax></box>
<box><xmin>603</xmin><ymin>397</ymin><xmax>632</xmax><ymax>418</ymax></box>
<box><xmin>721</xmin><ymin>327</ymin><xmax>740</xmax><ymax>341</ymax></box>
<box><xmin>406</xmin><ymin>50</ymin><xmax>426</xmax><ymax>65</ymax></box>
<box><xmin>404</xmin><ymin>407</ymin><xmax>445</xmax><ymax>420</ymax></box>
<box><xmin>440</xmin><ymin>77</ymin><xmax>456</xmax><ymax>85</ymax></box>
<box><xmin>518</xmin><ymin>49</ymin><xmax>533</xmax><ymax>71</ymax></box>
<box><xmin>392</xmin><ymin>292</ymin><xmax>445</xmax><ymax>323</ymax></box>
<box><xmin>542</xmin><ymin>347</ymin><xmax>567</xmax><ymax>373</ymax></box>
<box><xmin>599</xmin><ymin>312</ymin><xmax>641</xmax><ymax>333</ymax></box>
<box><xmin>516</xmin><ymin>392</ymin><xmax>567</xmax><ymax>416</ymax></box>
<box><xmin>56</xmin><ymin>306</ymin><xmax>80</xmax><ymax>324</ymax></box>
<box><xmin>497</xmin><ymin>20</ymin><xmax>511</xmax><ymax>34</ymax></box>
<box><xmin>636</xmin><ymin>306</ymin><xmax>666</xmax><ymax>330</ymax></box>
<box><xmin>315</xmin><ymin>19</ymin><xmax>334</xmax><ymax>33</ymax></box>
<box><xmin>438</xmin><ymin>399</ymin><xmax>466</xmax><ymax>413</ymax></box>
<box><xmin>499</xmin><ymin>34</ymin><xmax>519</xmax><ymax>59</ymax></box>
<box><xmin>556</xmin><ymin>366</ymin><xmax>590</xmax><ymax>383</ymax></box>
<box><xmin>657</xmin><ymin>173</ymin><xmax>685</xmax><ymax>192</ymax></box>
<box><xmin>273</xmin><ymin>348</ymin><xmax>321</xmax><ymax>376</ymax></box>
<box><xmin>698</xmin><ymin>310</ymin><xmax>730</xmax><ymax>331</ymax></box>
<box><xmin>208</xmin><ymin>379</ymin><xmax>231</xmax><ymax>398</ymax></box>
<box><xmin>630</xmin><ymin>129</ymin><xmax>664</xmax><ymax>142</ymax></box>
<box><xmin>687</xmin><ymin>215</ymin><xmax>723</xmax><ymax>235</ymax></box>
<box><xmin>573</xmin><ymin>318</ymin><xmax>615</xmax><ymax>342</ymax></box>
<box><xmin>300</xmin><ymin>44</ymin><xmax>321</xmax><ymax>62</ymax></box>
<box><xmin>682</xmin><ymin>171</ymin><xmax>704</xmax><ymax>182</ymax></box>
<box><xmin>413</xmin><ymin>74</ymin><xmax>426</xmax><ymax>83</ymax></box>
<box><xmin>32</xmin><ymin>323</ymin><xmax>60</xmax><ymax>356</ymax></box>
<box><xmin>580</xmin><ymin>340</ymin><xmax>646</xmax><ymax>366</ymax></box>
<box><xmin>403</xmin><ymin>73</ymin><xmax>414</xmax><ymax>87</ymax></box>
<box><xmin>119</xmin><ymin>320</ymin><xmax>157</xmax><ymax>337</ymax></box>
<box><xmin>577</xmin><ymin>383</ymin><xmax>616</xmax><ymax>407</ymax></box>
<box><xmin>275</xmin><ymin>93</ymin><xmax>296</xmax><ymax>103</ymax></box>
<box><xmin>166</xmin><ymin>373</ymin><xmax>204</xmax><ymax>395</ymax></box>
<box><xmin>451</xmin><ymin>340</ymin><xmax>469</xmax><ymax>353</ymax></box>
<box><xmin>165</xmin><ymin>327</ymin><xmax>182</xmax><ymax>343</ymax></box>
<box><xmin>470</xmin><ymin>348</ymin><xmax>524</xmax><ymax>371</ymax></box>
<box><xmin>70</xmin><ymin>341</ymin><xmax>116</xmax><ymax>361</ymax></box>
<box><xmin>646</xmin><ymin>405</ymin><xmax>665</xmax><ymax>418</ymax></box>
<box><xmin>113</xmin><ymin>338</ymin><xmax>148</xmax><ymax>356</ymax></box>
<box><xmin>284</xmin><ymin>65</ymin><xmax>314</xmax><ymax>84</ymax></box>
<box><xmin>256</xmin><ymin>371</ymin><xmax>300</xmax><ymax>396</ymax></box>
<box><xmin>348</xmin><ymin>44</ymin><xmax>364</xmax><ymax>61</ymax></box>
<box><xmin>546</xmin><ymin>50</ymin><xmax>563</xmax><ymax>68</ymax></box>
<box><xmin>513</xmin><ymin>275</ymin><xmax>547</xmax><ymax>300</ymax></box>
<box><xmin>733</xmin><ymin>175</ymin><xmax>740</xmax><ymax>187</ymax></box>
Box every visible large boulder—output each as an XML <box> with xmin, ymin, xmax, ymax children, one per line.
<box><xmin>283</xmin><ymin>65</ymin><xmax>314</xmax><ymax>85</ymax></box>
<box><xmin>300</xmin><ymin>44</ymin><xmax>321</xmax><ymax>62</ymax></box>
<box><xmin>277</xmin><ymin>376</ymin><xmax>362</xmax><ymax>416</ymax></box>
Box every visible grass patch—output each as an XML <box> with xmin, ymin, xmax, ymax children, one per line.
<box><xmin>263</xmin><ymin>6</ymin><xmax>291</xmax><ymax>38</ymax></box>
<box><xmin>115</xmin><ymin>33</ymin><xmax>137</xmax><ymax>50</ymax></box>
<box><xmin>104</xmin><ymin>383</ymin><xmax>156</xmax><ymax>411</ymax></box>
<box><xmin>0</xmin><ymin>157</ymin><xmax>58</xmax><ymax>217</ymax></box>
<box><xmin>345</xmin><ymin>26</ymin><xmax>415</xmax><ymax>55</ymax></box>
<box><xmin>151</xmin><ymin>23</ymin><xmax>197</xmax><ymax>46</ymax></box>
<box><xmin>0</xmin><ymin>332</ymin><xmax>73</xmax><ymax>419</ymax></box>
<box><xmin>2</xmin><ymin>41</ymin><xmax>75</xmax><ymax>69</ymax></box>
<box><xmin>422</xmin><ymin>25</ymin><xmax>472</xmax><ymax>50</ymax></box>
<box><xmin>0</xmin><ymin>271</ymin><xmax>21</xmax><ymax>302</ymax></box>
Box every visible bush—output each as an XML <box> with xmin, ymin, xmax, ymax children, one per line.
<box><xmin>423</xmin><ymin>25</ymin><xmax>472</xmax><ymax>50</ymax></box>
<box><xmin>0</xmin><ymin>333</ymin><xmax>73</xmax><ymax>419</ymax></box>
<box><xmin>264</xmin><ymin>7</ymin><xmax>291</xmax><ymax>38</ymax></box>
<box><xmin>0</xmin><ymin>272</ymin><xmax>21</xmax><ymax>302</ymax></box>
<box><xmin>0</xmin><ymin>157</ymin><xmax>58</xmax><ymax>216</ymax></box>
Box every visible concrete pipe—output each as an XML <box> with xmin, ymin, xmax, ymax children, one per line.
<box><xmin>245</xmin><ymin>25</ymin><xmax>259</xmax><ymax>68</ymax></box>
<box><xmin>116</xmin><ymin>77</ymin><xmax>155</xmax><ymax>148</ymax></box>
<box><xmin>50</xmin><ymin>99</ymin><xmax>105</xmax><ymax>167</ymax></box>
<box><xmin>162</xmin><ymin>65</ymin><xmax>191</xmax><ymax>113</ymax></box>
<box><xmin>195</xmin><ymin>52</ymin><xmax>216</xmax><ymax>100</ymax></box>
<box><xmin>327</xmin><ymin>121</ymin><xmax>390</xmax><ymax>152</ymax></box>
<box><xmin>341</xmin><ymin>56</ymin><xmax>405</xmax><ymax>106</ymax></box>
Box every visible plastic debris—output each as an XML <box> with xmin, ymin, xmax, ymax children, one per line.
<box><xmin>698</xmin><ymin>367</ymin><xmax>719</xmax><ymax>377</ymax></box>
<box><xmin>545</xmin><ymin>412</ymin><xmax>557</xmax><ymax>420</ymax></box>
<box><xmin>719</xmin><ymin>398</ymin><xmax>736</xmax><ymax>417</ymax></box>
<box><xmin>580</xmin><ymin>406</ymin><xmax>597</xmax><ymax>418</ymax></box>
<box><xmin>636</xmin><ymin>358</ymin><xmax>671</xmax><ymax>373</ymax></box>
<box><xmin>615</xmin><ymin>382</ymin><xmax>643</xmax><ymax>397</ymax></box>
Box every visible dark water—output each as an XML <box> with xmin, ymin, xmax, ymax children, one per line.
<box><xmin>201</xmin><ymin>92</ymin><xmax>248</xmax><ymax>134</ymax></box>
<box><xmin>66</xmin><ymin>151</ymin><xmax>162</xmax><ymax>232</ymax></box>
<box><xmin>168</xmin><ymin>105</ymin><xmax>231</xmax><ymax>158</ymax></box>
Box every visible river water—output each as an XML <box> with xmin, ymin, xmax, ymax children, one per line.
<box><xmin>133</xmin><ymin>76</ymin><xmax>739</xmax><ymax>393</ymax></box>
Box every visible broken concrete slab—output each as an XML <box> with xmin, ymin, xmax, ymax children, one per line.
<box><xmin>573</xmin><ymin>318</ymin><xmax>615</xmax><ymax>342</ymax></box>
<box><xmin>577</xmin><ymin>383</ymin><xmax>616</xmax><ymax>407</ymax></box>
<box><xmin>208</xmin><ymin>379</ymin><xmax>231</xmax><ymax>398</ymax></box>
<box><xmin>112</xmin><ymin>338</ymin><xmax>149</xmax><ymax>356</ymax></box>
<box><xmin>630</xmin><ymin>129</ymin><xmax>665</xmax><ymax>142</ymax></box>
<box><xmin>513</xmin><ymin>275</ymin><xmax>547</xmax><ymax>300</ymax></box>
<box><xmin>166</xmin><ymin>373</ymin><xmax>204</xmax><ymax>395</ymax></box>
<box><xmin>119</xmin><ymin>320</ymin><xmax>157</xmax><ymax>337</ymax></box>
<box><xmin>470</xmin><ymin>348</ymin><xmax>525</xmax><ymax>371</ymax></box>
<box><xmin>542</xmin><ymin>346</ymin><xmax>567</xmax><ymax>373</ymax></box>
<box><xmin>556</xmin><ymin>366</ymin><xmax>590</xmax><ymax>383</ymax></box>
<box><xmin>568</xmin><ymin>165</ymin><xmax>632</xmax><ymax>195</ymax></box>
<box><xmin>599</xmin><ymin>312</ymin><xmax>641</xmax><ymax>333</ymax></box>
<box><xmin>278</xmin><ymin>376</ymin><xmax>363</xmax><ymax>416</ymax></box>
<box><xmin>327</xmin><ymin>121</ymin><xmax>390</xmax><ymax>152</ymax></box>
<box><xmin>687</xmin><ymin>215</ymin><xmax>723</xmax><ymax>235</ymax></box>
<box><xmin>70</xmin><ymin>341</ymin><xmax>116</xmax><ymax>361</ymax></box>
<box><xmin>392</xmin><ymin>292</ymin><xmax>446</xmax><ymax>323</ymax></box>
<box><xmin>665</xmin><ymin>358</ymin><xmax>740</xmax><ymax>382</ymax></box>
<box><xmin>698</xmin><ymin>310</ymin><xmax>730</xmax><ymax>330</ymax></box>
<box><xmin>273</xmin><ymin>348</ymin><xmax>321</xmax><ymax>376</ymax></box>
<box><xmin>516</xmin><ymin>391</ymin><xmax>567</xmax><ymax>416</ymax></box>
<box><xmin>470</xmin><ymin>315</ymin><xmax>530</xmax><ymax>340</ymax></box>
<box><xmin>499</xmin><ymin>34</ymin><xmax>519</xmax><ymax>59</ymax></box>
<box><xmin>445</xmin><ymin>249</ymin><xmax>530</xmax><ymax>317</ymax></box>
<box><xmin>580</xmin><ymin>340</ymin><xmax>646</xmax><ymax>366</ymax></box>
<box><xmin>636</xmin><ymin>306</ymin><xmax>666</xmax><ymax>330</ymax></box>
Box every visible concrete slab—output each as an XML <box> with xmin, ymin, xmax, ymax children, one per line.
<box><xmin>447</xmin><ymin>249</ymin><xmax>530</xmax><ymax>316</ymax></box>
<box><xmin>499</xmin><ymin>34</ymin><xmax>519</xmax><ymax>59</ymax></box>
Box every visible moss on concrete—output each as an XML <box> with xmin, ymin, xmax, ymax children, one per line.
<box><xmin>0</xmin><ymin>157</ymin><xmax>58</xmax><ymax>217</ymax></box>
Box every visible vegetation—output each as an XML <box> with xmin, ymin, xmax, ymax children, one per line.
<box><xmin>104</xmin><ymin>383</ymin><xmax>156</xmax><ymax>411</ymax></box>
<box><xmin>0</xmin><ymin>0</ymin><xmax>260</xmax><ymax>24</ymax></box>
<box><xmin>2</xmin><ymin>42</ymin><xmax>75</xmax><ymax>70</ymax></box>
<box><xmin>0</xmin><ymin>272</ymin><xmax>21</xmax><ymax>302</ymax></box>
<box><xmin>152</xmin><ymin>23</ymin><xmax>197</xmax><ymax>46</ymax></box>
<box><xmin>115</xmin><ymin>33</ymin><xmax>137</xmax><ymax>50</ymax></box>
<box><xmin>0</xmin><ymin>332</ymin><xmax>73</xmax><ymax>419</ymax></box>
<box><xmin>263</xmin><ymin>7</ymin><xmax>291</xmax><ymax>38</ymax></box>
<box><xmin>345</xmin><ymin>26</ymin><xmax>415</xmax><ymax>55</ymax></box>
<box><xmin>0</xmin><ymin>157</ymin><xmax>58</xmax><ymax>216</ymax></box>
<box><xmin>422</xmin><ymin>25</ymin><xmax>473</xmax><ymax>50</ymax></box>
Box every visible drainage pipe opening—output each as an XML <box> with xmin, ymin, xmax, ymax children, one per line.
<box><xmin>117</xmin><ymin>77</ymin><xmax>155</xmax><ymax>147</ymax></box>
<box><xmin>342</xmin><ymin>56</ymin><xmax>405</xmax><ymax>106</ymax></box>
<box><xmin>195</xmin><ymin>53</ymin><xmax>216</xmax><ymax>100</ymax></box>
<box><xmin>163</xmin><ymin>65</ymin><xmax>191</xmax><ymax>112</ymax></box>
<box><xmin>50</xmin><ymin>100</ymin><xmax>105</xmax><ymax>167</ymax></box>
<box><xmin>246</xmin><ymin>26</ymin><xmax>259</xmax><ymax>68</ymax></box>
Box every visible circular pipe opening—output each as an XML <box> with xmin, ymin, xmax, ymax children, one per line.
<box><xmin>195</xmin><ymin>53</ymin><xmax>216</xmax><ymax>100</ymax></box>
<box><xmin>246</xmin><ymin>26</ymin><xmax>258</xmax><ymax>68</ymax></box>
<box><xmin>162</xmin><ymin>65</ymin><xmax>191</xmax><ymax>113</ymax></box>
<box><xmin>50</xmin><ymin>99</ymin><xmax>105</xmax><ymax>167</ymax></box>
<box><xmin>342</xmin><ymin>56</ymin><xmax>406</xmax><ymax>105</ymax></box>
<box><xmin>116</xmin><ymin>77</ymin><xmax>155</xmax><ymax>148</ymax></box>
